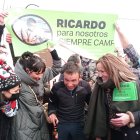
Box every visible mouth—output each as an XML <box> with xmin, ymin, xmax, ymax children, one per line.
<box><xmin>68</xmin><ymin>87</ymin><xmax>74</xmax><ymax>90</ymax></box>
<box><xmin>35</xmin><ymin>78</ymin><xmax>40</xmax><ymax>81</ymax></box>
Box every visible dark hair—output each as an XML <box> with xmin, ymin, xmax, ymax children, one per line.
<box><xmin>62</xmin><ymin>61</ymin><xmax>81</xmax><ymax>75</ymax></box>
<box><xmin>27</xmin><ymin>18</ymin><xmax>36</xmax><ymax>26</ymax></box>
<box><xmin>19</xmin><ymin>51</ymin><xmax>46</xmax><ymax>73</ymax></box>
<box><xmin>67</xmin><ymin>54</ymin><xmax>81</xmax><ymax>64</ymax></box>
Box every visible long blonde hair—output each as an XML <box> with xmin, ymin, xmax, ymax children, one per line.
<box><xmin>96</xmin><ymin>53</ymin><xmax>137</xmax><ymax>89</ymax></box>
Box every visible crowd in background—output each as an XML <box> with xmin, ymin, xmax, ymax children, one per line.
<box><xmin>0</xmin><ymin>11</ymin><xmax>140</xmax><ymax>140</ymax></box>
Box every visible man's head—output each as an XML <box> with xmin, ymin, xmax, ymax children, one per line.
<box><xmin>27</xmin><ymin>17</ymin><xmax>36</xmax><ymax>27</ymax></box>
<box><xmin>67</xmin><ymin>54</ymin><xmax>81</xmax><ymax>66</ymax></box>
<box><xmin>63</xmin><ymin>61</ymin><xmax>81</xmax><ymax>90</ymax></box>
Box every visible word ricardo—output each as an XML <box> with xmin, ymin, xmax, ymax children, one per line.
<box><xmin>57</xmin><ymin>19</ymin><xmax>106</xmax><ymax>29</ymax></box>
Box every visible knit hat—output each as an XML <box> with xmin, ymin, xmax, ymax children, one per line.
<box><xmin>0</xmin><ymin>60</ymin><xmax>21</xmax><ymax>92</ymax></box>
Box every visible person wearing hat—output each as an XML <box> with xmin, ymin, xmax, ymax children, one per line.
<box><xmin>0</xmin><ymin>60</ymin><xmax>21</xmax><ymax>140</ymax></box>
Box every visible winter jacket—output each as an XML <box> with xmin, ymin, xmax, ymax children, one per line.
<box><xmin>0</xmin><ymin>111</ymin><xmax>13</xmax><ymax>140</ymax></box>
<box><xmin>123</xmin><ymin>44</ymin><xmax>140</xmax><ymax>68</ymax></box>
<box><xmin>11</xmin><ymin>60</ymin><xmax>50</xmax><ymax>140</ymax></box>
<box><xmin>85</xmin><ymin>78</ymin><xmax>140</xmax><ymax>140</ymax></box>
<box><xmin>48</xmin><ymin>80</ymin><xmax>91</xmax><ymax>123</ymax></box>
<box><xmin>50</xmin><ymin>49</ymin><xmax>62</xmax><ymax>77</ymax></box>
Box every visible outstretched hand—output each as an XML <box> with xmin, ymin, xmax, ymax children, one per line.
<box><xmin>47</xmin><ymin>40</ymin><xmax>55</xmax><ymax>52</ymax></box>
<box><xmin>0</xmin><ymin>12</ymin><xmax>8</xmax><ymax>25</ymax></box>
<box><xmin>114</xmin><ymin>23</ymin><xmax>121</xmax><ymax>32</ymax></box>
<box><xmin>6</xmin><ymin>33</ymin><xmax>12</xmax><ymax>44</ymax></box>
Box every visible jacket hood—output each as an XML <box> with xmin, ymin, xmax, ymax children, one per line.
<box><xmin>14</xmin><ymin>60</ymin><xmax>38</xmax><ymax>86</ymax></box>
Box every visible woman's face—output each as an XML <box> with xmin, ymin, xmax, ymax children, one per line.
<box><xmin>96</xmin><ymin>62</ymin><xmax>109</xmax><ymax>82</ymax></box>
<box><xmin>29</xmin><ymin>71</ymin><xmax>44</xmax><ymax>81</ymax></box>
<box><xmin>2</xmin><ymin>85</ymin><xmax>20</xmax><ymax>99</ymax></box>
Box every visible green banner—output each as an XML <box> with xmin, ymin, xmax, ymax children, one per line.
<box><xmin>5</xmin><ymin>9</ymin><xmax>118</xmax><ymax>59</ymax></box>
<box><xmin>113</xmin><ymin>81</ymin><xmax>138</xmax><ymax>101</ymax></box>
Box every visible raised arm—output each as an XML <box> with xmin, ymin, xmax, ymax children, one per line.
<box><xmin>115</xmin><ymin>23</ymin><xmax>140</xmax><ymax>68</ymax></box>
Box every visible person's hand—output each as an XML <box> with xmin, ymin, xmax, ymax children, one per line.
<box><xmin>47</xmin><ymin>40</ymin><xmax>55</xmax><ymax>52</ymax></box>
<box><xmin>114</xmin><ymin>23</ymin><xmax>121</xmax><ymax>33</ymax></box>
<box><xmin>55</xmin><ymin>132</ymin><xmax>58</xmax><ymax>140</ymax></box>
<box><xmin>110</xmin><ymin>113</ymin><xmax>130</xmax><ymax>127</ymax></box>
<box><xmin>0</xmin><ymin>12</ymin><xmax>8</xmax><ymax>25</ymax></box>
<box><xmin>48</xmin><ymin>113</ymin><xmax>59</xmax><ymax>127</ymax></box>
<box><xmin>6</xmin><ymin>33</ymin><xmax>12</xmax><ymax>44</ymax></box>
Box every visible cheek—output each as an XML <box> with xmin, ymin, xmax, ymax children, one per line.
<box><xmin>30</xmin><ymin>73</ymin><xmax>38</xmax><ymax>78</ymax></box>
<box><xmin>103</xmin><ymin>73</ymin><xmax>109</xmax><ymax>80</ymax></box>
<box><xmin>104</xmin><ymin>73</ymin><xmax>109</xmax><ymax>77</ymax></box>
<box><xmin>3</xmin><ymin>92</ymin><xmax>12</xmax><ymax>99</ymax></box>
<box><xmin>75</xmin><ymin>80</ymin><xmax>79</xmax><ymax>85</ymax></box>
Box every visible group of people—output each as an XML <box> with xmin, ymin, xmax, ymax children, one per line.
<box><xmin>0</xmin><ymin>11</ymin><xmax>140</xmax><ymax>140</ymax></box>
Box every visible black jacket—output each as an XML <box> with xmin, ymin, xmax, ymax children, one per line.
<box><xmin>48</xmin><ymin>80</ymin><xmax>91</xmax><ymax>123</ymax></box>
<box><xmin>133</xmin><ymin>111</ymin><xmax>140</xmax><ymax>126</ymax></box>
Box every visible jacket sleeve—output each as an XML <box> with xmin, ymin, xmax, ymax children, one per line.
<box><xmin>123</xmin><ymin>44</ymin><xmax>140</xmax><ymax>68</ymax></box>
<box><xmin>50</xmin><ymin>49</ymin><xmax>62</xmax><ymax>77</ymax></box>
<box><xmin>42</xmin><ymin>67</ymin><xmax>54</xmax><ymax>82</ymax></box>
<box><xmin>85</xmin><ymin>83</ymin><xmax>92</xmax><ymax>105</ymax></box>
<box><xmin>48</xmin><ymin>85</ymin><xmax>58</xmax><ymax>116</ymax></box>
<box><xmin>132</xmin><ymin>111</ymin><xmax>140</xmax><ymax>126</ymax></box>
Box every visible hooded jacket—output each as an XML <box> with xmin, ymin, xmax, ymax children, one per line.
<box><xmin>11</xmin><ymin>60</ymin><xmax>50</xmax><ymax>140</ymax></box>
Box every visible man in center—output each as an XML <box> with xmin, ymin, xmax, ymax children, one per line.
<box><xmin>48</xmin><ymin>61</ymin><xmax>91</xmax><ymax>140</ymax></box>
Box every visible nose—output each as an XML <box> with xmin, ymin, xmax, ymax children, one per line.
<box><xmin>67</xmin><ymin>82</ymin><xmax>73</xmax><ymax>87</ymax></box>
<box><xmin>98</xmin><ymin>72</ymin><xmax>102</xmax><ymax>78</ymax></box>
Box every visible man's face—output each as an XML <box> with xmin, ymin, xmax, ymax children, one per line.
<box><xmin>64</xmin><ymin>72</ymin><xmax>80</xmax><ymax>90</ymax></box>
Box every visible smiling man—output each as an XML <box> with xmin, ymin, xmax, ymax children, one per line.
<box><xmin>48</xmin><ymin>61</ymin><xmax>91</xmax><ymax>140</ymax></box>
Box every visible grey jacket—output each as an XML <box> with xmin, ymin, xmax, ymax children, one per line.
<box><xmin>11</xmin><ymin>60</ymin><xmax>50</xmax><ymax>140</ymax></box>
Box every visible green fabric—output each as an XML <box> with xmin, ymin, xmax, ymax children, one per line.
<box><xmin>112</xmin><ymin>82</ymin><xmax>140</xmax><ymax>113</ymax></box>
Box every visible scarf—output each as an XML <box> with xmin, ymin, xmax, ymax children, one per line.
<box><xmin>84</xmin><ymin>78</ymin><xmax>115</xmax><ymax>140</ymax></box>
<box><xmin>85</xmin><ymin>77</ymin><xmax>140</xmax><ymax>140</ymax></box>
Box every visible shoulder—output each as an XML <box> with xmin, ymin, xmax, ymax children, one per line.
<box><xmin>79</xmin><ymin>80</ymin><xmax>91</xmax><ymax>91</ymax></box>
<box><xmin>79</xmin><ymin>79</ymin><xmax>89</xmax><ymax>86</ymax></box>
<box><xmin>43</xmin><ymin>68</ymin><xmax>53</xmax><ymax>78</ymax></box>
<box><xmin>52</xmin><ymin>81</ymin><xmax>65</xmax><ymax>90</ymax></box>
